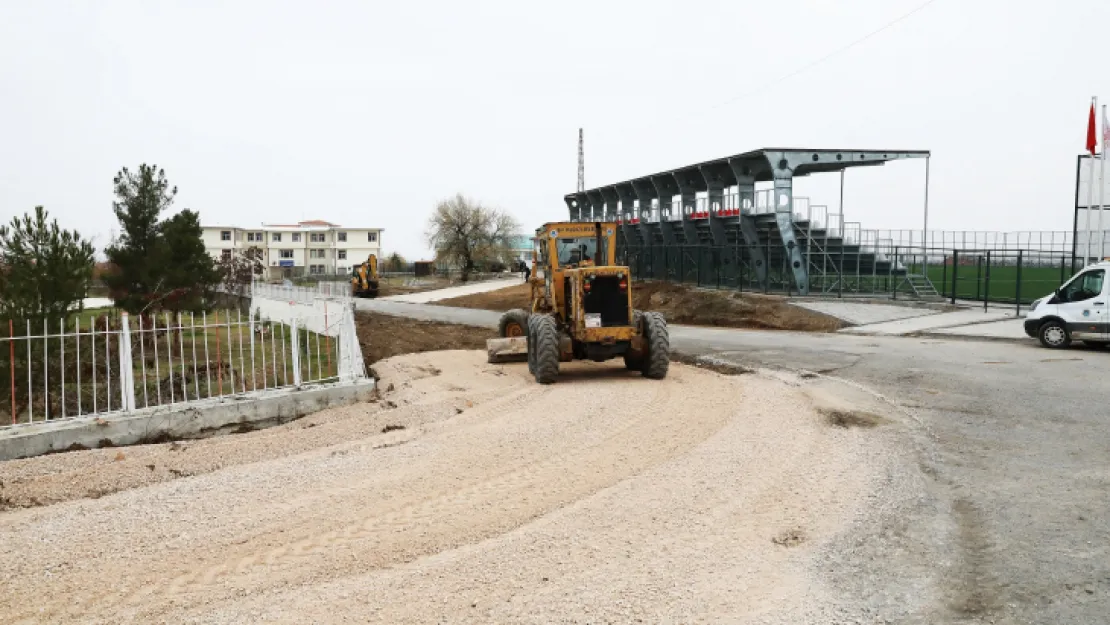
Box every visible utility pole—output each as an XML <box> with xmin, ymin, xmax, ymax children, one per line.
<box><xmin>577</xmin><ymin>128</ymin><xmax>585</xmax><ymax>193</ymax></box>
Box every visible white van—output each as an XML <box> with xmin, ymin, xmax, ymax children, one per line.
<box><xmin>1024</xmin><ymin>260</ymin><xmax>1110</xmax><ymax>349</ymax></box>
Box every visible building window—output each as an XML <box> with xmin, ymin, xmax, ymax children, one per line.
<box><xmin>292</xmin><ymin>233</ymin><xmax>301</xmax><ymax>242</ymax></box>
<box><xmin>279</xmin><ymin>249</ymin><xmax>294</xmax><ymax>259</ymax></box>
<box><xmin>221</xmin><ymin>249</ymin><xmax>232</xmax><ymax>261</ymax></box>
<box><xmin>272</xmin><ymin>233</ymin><xmax>281</xmax><ymax>242</ymax></box>
<box><xmin>310</xmin><ymin>249</ymin><xmax>326</xmax><ymax>259</ymax></box>
<box><xmin>309</xmin><ymin>264</ymin><xmax>325</xmax><ymax>275</ymax></box>
<box><xmin>337</xmin><ymin>232</ymin><xmax>347</xmax><ymax>242</ymax></box>
<box><xmin>310</xmin><ymin>233</ymin><xmax>326</xmax><ymax>243</ymax></box>
<box><xmin>221</xmin><ymin>230</ymin><xmax>231</xmax><ymax>241</ymax></box>
<box><xmin>338</xmin><ymin>250</ymin><xmax>347</xmax><ymax>260</ymax></box>
<box><xmin>247</xmin><ymin>231</ymin><xmax>264</xmax><ymax>242</ymax></box>
<box><xmin>367</xmin><ymin>232</ymin><xmax>377</xmax><ymax>243</ymax></box>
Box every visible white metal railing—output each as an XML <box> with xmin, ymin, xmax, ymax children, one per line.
<box><xmin>250</xmin><ymin>281</ymin><xmax>351</xmax><ymax>304</ymax></box>
<box><xmin>1</xmin><ymin>303</ymin><xmax>365</xmax><ymax>429</ymax></box>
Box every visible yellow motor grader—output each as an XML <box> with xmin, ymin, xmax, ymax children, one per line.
<box><xmin>350</xmin><ymin>253</ymin><xmax>380</xmax><ymax>298</ymax></box>
<box><xmin>487</xmin><ymin>221</ymin><xmax>669</xmax><ymax>384</ymax></box>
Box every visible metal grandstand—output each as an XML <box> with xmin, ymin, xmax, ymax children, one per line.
<box><xmin>563</xmin><ymin>147</ymin><xmax>934</xmax><ymax>297</ymax></box>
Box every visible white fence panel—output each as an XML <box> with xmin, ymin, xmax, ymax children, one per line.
<box><xmin>1</xmin><ymin>299</ymin><xmax>365</xmax><ymax>430</ymax></box>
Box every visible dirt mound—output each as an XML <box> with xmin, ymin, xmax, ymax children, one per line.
<box><xmin>355</xmin><ymin>311</ymin><xmax>493</xmax><ymax>369</ymax></box>
<box><xmin>437</xmin><ymin>282</ymin><xmax>532</xmax><ymax>311</ymax></box>
<box><xmin>633</xmin><ymin>281</ymin><xmax>842</xmax><ymax>332</ymax></box>
<box><xmin>437</xmin><ymin>280</ymin><xmax>843</xmax><ymax>332</ymax></box>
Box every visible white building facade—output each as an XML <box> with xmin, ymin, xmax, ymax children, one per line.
<box><xmin>201</xmin><ymin>220</ymin><xmax>383</xmax><ymax>281</ymax></box>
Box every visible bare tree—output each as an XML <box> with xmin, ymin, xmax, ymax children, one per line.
<box><xmin>217</xmin><ymin>246</ymin><xmax>264</xmax><ymax>298</ymax></box>
<box><xmin>426</xmin><ymin>194</ymin><xmax>519</xmax><ymax>282</ymax></box>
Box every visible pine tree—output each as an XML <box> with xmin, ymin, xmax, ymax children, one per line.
<box><xmin>0</xmin><ymin>206</ymin><xmax>96</xmax><ymax>321</ymax></box>
<box><xmin>102</xmin><ymin>164</ymin><xmax>219</xmax><ymax>314</ymax></box>
<box><xmin>160</xmin><ymin>209</ymin><xmax>220</xmax><ymax>311</ymax></box>
<box><xmin>103</xmin><ymin>164</ymin><xmax>176</xmax><ymax>313</ymax></box>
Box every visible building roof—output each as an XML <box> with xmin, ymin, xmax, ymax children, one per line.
<box><xmin>204</xmin><ymin>221</ymin><xmax>384</xmax><ymax>232</ymax></box>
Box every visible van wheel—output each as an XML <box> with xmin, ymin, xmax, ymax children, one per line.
<box><xmin>1038</xmin><ymin>320</ymin><xmax>1071</xmax><ymax>349</ymax></box>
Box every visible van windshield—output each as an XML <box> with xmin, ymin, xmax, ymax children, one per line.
<box><xmin>1060</xmin><ymin>269</ymin><xmax>1105</xmax><ymax>303</ymax></box>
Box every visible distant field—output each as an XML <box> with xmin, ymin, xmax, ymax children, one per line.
<box><xmin>924</xmin><ymin>263</ymin><xmax>1072</xmax><ymax>304</ymax></box>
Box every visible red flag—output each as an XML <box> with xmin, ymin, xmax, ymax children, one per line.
<box><xmin>1088</xmin><ymin>101</ymin><xmax>1099</xmax><ymax>154</ymax></box>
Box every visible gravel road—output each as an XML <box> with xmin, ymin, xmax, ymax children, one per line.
<box><xmin>352</xmin><ymin>298</ymin><xmax>1110</xmax><ymax>623</ymax></box>
<box><xmin>0</xmin><ymin>351</ymin><xmax>926</xmax><ymax>624</ymax></box>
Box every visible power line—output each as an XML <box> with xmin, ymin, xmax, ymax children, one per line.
<box><xmin>615</xmin><ymin>0</ymin><xmax>942</xmax><ymax>133</ymax></box>
<box><xmin>712</xmin><ymin>0</ymin><xmax>942</xmax><ymax>110</ymax></box>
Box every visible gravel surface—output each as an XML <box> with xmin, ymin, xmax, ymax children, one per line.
<box><xmin>0</xmin><ymin>350</ymin><xmax>923</xmax><ymax>624</ymax></box>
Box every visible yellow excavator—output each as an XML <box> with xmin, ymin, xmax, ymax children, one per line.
<box><xmin>350</xmin><ymin>253</ymin><xmax>380</xmax><ymax>298</ymax></box>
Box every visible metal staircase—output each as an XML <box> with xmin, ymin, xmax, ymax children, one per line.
<box><xmin>900</xmin><ymin>274</ymin><xmax>940</xmax><ymax>298</ymax></box>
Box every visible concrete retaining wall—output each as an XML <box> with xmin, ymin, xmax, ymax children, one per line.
<box><xmin>0</xmin><ymin>380</ymin><xmax>376</xmax><ymax>461</ymax></box>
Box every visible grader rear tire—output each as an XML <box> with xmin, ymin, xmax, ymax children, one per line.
<box><xmin>624</xmin><ymin>310</ymin><xmax>646</xmax><ymax>370</ymax></box>
<box><xmin>531</xmin><ymin>314</ymin><xmax>560</xmax><ymax>385</ymax></box>
<box><xmin>498</xmin><ymin>309</ymin><xmax>530</xmax><ymax>338</ymax></box>
<box><xmin>642</xmin><ymin>312</ymin><xmax>670</xmax><ymax>380</ymax></box>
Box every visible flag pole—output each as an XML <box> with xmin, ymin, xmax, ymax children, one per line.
<box><xmin>1100</xmin><ymin>104</ymin><xmax>1108</xmax><ymax>260</ymax></box>
<box><xmin>1086</xmin><ymin>97</ymin><xmax>1098</xmax><ymax>263</ymax></box>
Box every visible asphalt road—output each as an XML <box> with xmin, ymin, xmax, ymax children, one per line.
<box><xmin>356</xmin><ymin>298</ymin><xmax>1110</xmax><ymax>624</ymax></box>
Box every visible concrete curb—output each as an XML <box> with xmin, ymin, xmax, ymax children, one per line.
<box><xmin>0</xmin><ymin>380</ymin><xmax>376</xmax><ymax>461</ymax></box>
<box><xmin>911</xmin><ymin>332</ymin><xmax>1032</xmax><ymax>345</ymax></box>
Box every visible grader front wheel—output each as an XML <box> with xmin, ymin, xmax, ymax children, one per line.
<box><xmin>531</xmin><ymin>314</ymin><xmax>560</xmax><ymax>385</ymax></box>
<box><xmin>498</xmin><ymin>309</ymin><xmax>529</xmax><ymax>338</ymax></box>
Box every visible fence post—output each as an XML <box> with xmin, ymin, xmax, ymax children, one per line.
<box><xmin>765</xmin><ymin>238</ymin><xmax>771</xmax><ymax>294</ymax></box>
<box><xmin>290</xmin><ymin>318</ymin><xmax>303</xmax><ymax>387</ymax></box>
<box><xmin>1015</xmin><ymin>250</ymin><xmax>1023</xmax><ymax>316</ymax></box>
<box><xmin>950</xmin><ymin>250</ymin><xmax>959</xmax><ymax>305</ymax></box>
<box><xmin>892</xmin><ymin>246</ymin><xmax>899</xmax><ymax>301</ymax></box>
<box><xmin>941</xmin><ymin>250</ymin><xmax>948</xmax><ymax>299</ymax></box>
<box><xmin>975</xmin><ymin>255</ymin><xmax>982</xmax><ymax>301</ymax></box>
<box><xmin>716</xmin><ymin>249</ymin><xmax>721</xmax><ymax>290</ymax></box>
<box><xmin>838</xmin><ymin>240</ymin><xmax>845</xmax><ymax>299</ymax></box>
<box><xmin>984</xmin><ymin>250</ymin><xmax>991</xmax><ymax>312</ymax></box>
<box><xmin>118</xmin><ymin>313</ymin><xmax>136</xmax><ymax>412</ymax></box>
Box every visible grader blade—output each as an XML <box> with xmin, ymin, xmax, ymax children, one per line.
<box><xmin>487</xmin><ymin>337</ymin><xmax>528</xmax><ymax>364</ymax></box>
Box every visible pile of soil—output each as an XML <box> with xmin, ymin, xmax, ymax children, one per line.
<box><xmin>355</xmin><ymin>312</ymin><xmax>493</xmax><ymax>368</ymax></box>
<box><xmin>437</xmin><ymin>280</ymin><xmax>843</xmax><ymax>332</ymax></box>
<box><xmin>633</xmin><ymin>281</ymin><xmax>843</xmax><ymax>332</ymax></box>
<box><xmin>437</xmin><ymin>282</ymin><xmax>532</xmax><ymax>311</ymax></box>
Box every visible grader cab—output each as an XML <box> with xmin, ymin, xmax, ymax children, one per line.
<box><xmin>488</xmin><ymin>221</ymin><xmax>669</xmax><ymax>384</ymax></box>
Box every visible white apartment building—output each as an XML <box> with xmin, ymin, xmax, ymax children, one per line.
<box><xmin>201</xmin><ymin>220</ymin><xmax>383</xmax><ymax>281</ymax></box>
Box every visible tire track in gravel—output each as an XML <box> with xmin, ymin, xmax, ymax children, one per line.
<box><xmin>20</xmin><ymin>357</ymin><xmax>741</xmax><ymax>624</ymax></box>
<box><xmin>129</xmin><ymin>375</ymin><xmax>704</xmax><ymax>615</ymax></box>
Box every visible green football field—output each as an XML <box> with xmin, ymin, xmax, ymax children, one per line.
<box><xmin>923</xmin><ymin>263</ymin><xmax>1074</xmax><ymax>304</ymax></box>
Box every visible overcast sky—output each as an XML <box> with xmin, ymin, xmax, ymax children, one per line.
<box><xmin>2</xmin><ymin>0</ymin><xmax>1109</xmax><ymax>258</ymax></box>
